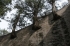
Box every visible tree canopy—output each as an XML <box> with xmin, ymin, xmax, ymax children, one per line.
<box><xmin>0</xmin><ymin>0</ymin><xmax>68</xmax><ymax>38</ymax></box>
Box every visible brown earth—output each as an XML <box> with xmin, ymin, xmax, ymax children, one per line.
<box><xmin>0</xmin><ymin>3</ymin><xmax>70</xmax><ymax>46</ymax></box>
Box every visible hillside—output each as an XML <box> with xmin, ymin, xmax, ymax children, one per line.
<box><xmin>40</xmin><ymin>5</ymin><xmax>70</xmax><ymax>46</ymax></box>
<box><xmin>0</xmin><ymin>4</ymin><xmax>70</xmax><ymax>46</ymax></box>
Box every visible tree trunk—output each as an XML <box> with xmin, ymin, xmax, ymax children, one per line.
<box><xmin>10</xmin><ymin>10</ymin><xmax>21</xmax><ymax>39</ymax></box>
<box><xmin>51</xmin><ymin>0</ymin><xmax>61</xmax><ymax>21</ymax></box>
<box><xmin>32</xmin><ymin>15</ymin><xmax>40</xmax><ymax>30</ymax></box>
<box><xmin>32</xmin><ymin>11</ymin><xmax>41</xmax><ymax>30</ymax></box>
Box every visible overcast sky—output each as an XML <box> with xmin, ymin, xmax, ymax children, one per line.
<box><xmin>0</xmin><ymin>0</ymin><xmax>69</xmax><ymax>32</ymax></box>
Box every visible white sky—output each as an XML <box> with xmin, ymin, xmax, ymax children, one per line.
<box><xmin>55</xmin><ymin>0</ymin><xmax>68</xmax><ymax>9</ymax></box>
<box><xmin>0</xmin><ymin>0</ymin><xmax>68</xmax><ymax>32</ymax></box>
<box><xmin>0</xmin><ymin>18</ymin><xmax>9</xmax><ymax>30</ymax></box>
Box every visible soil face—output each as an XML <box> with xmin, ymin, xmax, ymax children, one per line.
<box><xmin>0</xmin><ymin>5</ymin><xmax>70</xmax><ymax>46</ymax></box>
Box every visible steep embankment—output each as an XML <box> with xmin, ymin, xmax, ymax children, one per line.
<box><xmin>38</xmin><ymin>5</ymin><xmax>70</xmax><ymax>46</ymax></box>
<box><xmin>0</xmin><ymin>14</ymin><xmax>55</xmax><ymax>46</ymax></box>
<box><xmin>56</xmin><ymin>4</ymin><xmax>69</xmax><ymax>16</ymax></box>
<box><xmin>0</xmin><ymin>5</ymin><xmax>70</xmax><ymax>46</ymax></box>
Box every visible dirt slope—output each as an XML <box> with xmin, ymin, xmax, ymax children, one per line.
<box><xmin>0</xmin><ymin>13</ymin><xmax>56</xmax><ymax>46</ymax></box>
<box><xmin>56</xmin><ymin>5</ymin><xmax>69</xmax><ymax>16</ymax></box>
<box><xmin>0</xmin><ymin>4</ymin><xmax>70</xmax><ymax>46</ymax></box>
<box><xmin>39</xmin><ymin>5</ymin><xmax>70</xmax><ymax>46</ymax></box>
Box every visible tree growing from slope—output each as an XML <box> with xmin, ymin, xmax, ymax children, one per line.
<box><xmin>10</xmin><ymin>0</ymin><xmax>45</xmax><ymax>39</ymax></box>
<box><xmin>25</xmin><ymin>0</ymin><xmax>44</xmax><ymax>30</ymax></box>
<box><xmin>47</xmin><ymin>0</ymin><xmax>61</xmax><ymax>22</ymax></box>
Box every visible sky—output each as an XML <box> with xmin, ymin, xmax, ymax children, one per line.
<box><xmin>55</xmin><ymin>0</ymin><xmax>68</xmax><ymax>9</ymax></box>
<box><xmin>0</xmin><ymin>0</ymin><xmax>69</xmax><ymax>32</ymax></box>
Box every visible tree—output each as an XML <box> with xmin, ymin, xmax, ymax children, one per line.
<box><xmin>0</xmin><ymin>0</ymin><xmax>5</xmax><ymax>16</ymax></box>
<box><xmin>10</xmin><ymin>5</ymin><xmax>24</xmax><ymax>39</ymax></box>
<box><xmin>10</xmin><ymin>0</ymin><xmax>45</xmax><ymax>39</ymax></box>
<box><xmin>25</xmin><ymin>0</ymin><xmax>45</xmax><ymax>30</ymax></box>
<box><xmin>0</xmin><ymin>0</ymin><xmax>11</xmax><ymax>16</ymax></box>
<box><xmin>47</xmin><ymin>0</ymin><xmax>61</xmax><ymax>22</ymax></box>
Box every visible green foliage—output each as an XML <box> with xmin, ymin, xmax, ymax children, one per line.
<box><xmin>0</xmin><ymin>29</ymin><xmax>8</xmax><ymax>36</ymax></box>
<box><xmin>25</xmin><ymin>0</ymin><xmax>44</xmax><ymax>12</ymax></box>
<box><xmin>0</xmin><ymin>6</ymin><xmax>5</xmax><ymax>16</ymax></box>
<box><xmin>0</xmin><ymin>0</ymin><xmax>11</xmax><ymax>16</ymax></box>
<box><xmin>4</xmin><ymin>0</ymin><xmax>11</xmax><ymax>5</ymax></box>
<box><xmin>47</xmin><ymin>0</ymin><xmax>55</xmax><ymax>4</ymax></box>
<box><xmin>0</xmin><ymin>0</ymin><xmax>5</xmax><ymax>16</ymax></box>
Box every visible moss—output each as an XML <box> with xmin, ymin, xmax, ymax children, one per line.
<box><xmin>3</xmin><ymin>0</ymin><xmax>12</xmax><ymax>5</ymax></box>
